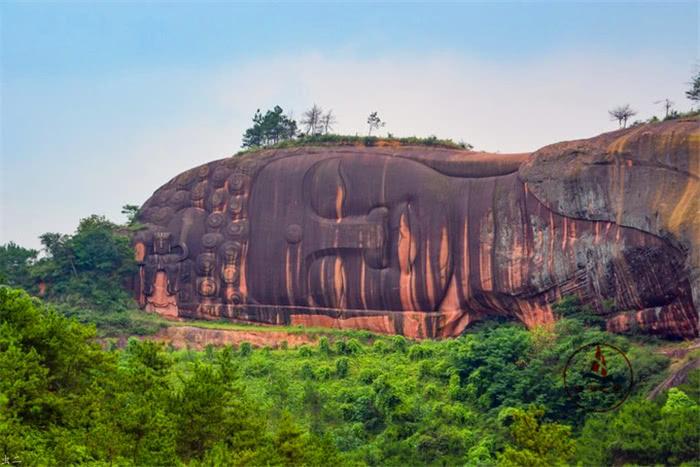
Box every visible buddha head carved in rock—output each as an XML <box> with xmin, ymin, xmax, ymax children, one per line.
<box><xmin>134</xmin><ymin>127</ymin><xmax>698</xmax><ymax>338</ymax></box>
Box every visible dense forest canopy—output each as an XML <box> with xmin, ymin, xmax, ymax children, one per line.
<box><xmin>1</xmin><ymin>205</ymin><xmax>699</xmax><ymax>465</ymax></box>
<box><xmin>0</xmin><ymin>281</ymin><xmax>698</xmax><ymax>465</ymax></box>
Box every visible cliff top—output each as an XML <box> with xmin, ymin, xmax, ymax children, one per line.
<box><xmin>234</xmin><ymin>134</ymin><xmax>471</xmax><ymax>157</ymax></box>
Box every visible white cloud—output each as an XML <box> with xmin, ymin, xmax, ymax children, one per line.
<box><xmin>1</xmin><ymin>50</ymin><xmax>694</xmax><ymax>248</ymax></box>
<box><xmin>214</xmin><ymin>51</ymin><xmax>692</xmax><ymax>152</ymax></box>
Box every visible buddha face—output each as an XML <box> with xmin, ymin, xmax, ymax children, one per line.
<box><xmin>247</xmin><ymin>153</ymin><xmax>458</xmax><ymax>312</ymax></box>
<box><xmin>134</xmin><ymin>121</ymin><xmax>699</xmax><ymax>339</ymax></box>
<box><xmin>153</xmin><ymin>231</ymin><xmax>172</xmax><ymax>255</ymax></box>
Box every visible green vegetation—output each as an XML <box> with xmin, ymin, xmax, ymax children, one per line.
<box><xmin>497</xmin><ymin>406</ymin><xmax>575</xmax><ymax>466</ymax></box>
<box><xmin>686</xmin><ymin>68</ymin><xmax>700</xmax><ymax>104</ymax></box>
<box><xmin>236</xmin><ymin>133</ymin><xmax>472</xmax><ymax>157</ymax></box>
<box><xmin>1</xmin><ymin>177</ymin><xmax>697</xmax><ymax>464</ymax></box>
<box><xmin>33</xmin><ymin>215</ymin><xmax>135</xmax><ymax>309</ymax></box>
<box><xmin>630</xmin><ymin>110</ymin><xmax>700</xmax><ymax>129</ymax></box>
<box><xmin>366</xmin><ymin>111</ymin><xmax>385</xmax><ymax>136</ymax></box>
<box><xmin>239</xmin><ymin>104</ymin><xmax>473</xmax><ymax>153</ymax></box>
<box><xmin>171</xmin><ymin>318</ymin><xmax>378</xmax><ymax>340</ymax></box>
<box><xmin>0</xmin><ymin>242</ymin><xmax>37</xmax><ymax>290</ymax></box>
<box><xmin>1</xmin><ymin>286</ymin><xmax>697</xmax><ymax>465</ymax></box>
<box><xmin>618</xmin><ymin>71</ymin><xmax>700</xmax><ymax>127</ymax></box>
<box><xmin>0</xmin><ymin>215</ymin><xmax>163</xmax><ymax>337</ymax></box>
<box><xmin>552</xmin><ymin>295</ymin><xmax>605</xmax><ymax>329</ymax></box>
<box><xmin>241</xmin><ymin>105</ymin><xmax>298</xmax><ymax>148</ymax></box>
<box><xmin>663</xmin><ymin>108</ymin><xmax>700</xmax><ymax>121</ymax></box>
<box><xmin>628</xmin><ymin>70</ymin><xmax>700</xmax><ymax>126</ymax></box>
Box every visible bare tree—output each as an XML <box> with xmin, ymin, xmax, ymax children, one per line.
<box><xmin>608</xmin><ymin>104</ymin><xmax>637</xmax><ymax>128</ymax></box>
<box><xmin>320</xmin><ymin>110</ymin><xmax>337</xmax><ymax>135</ymax></box>
<box><xmin>301</xmin><ymin>104</ymin><xmax>323</xmax><ymax>135</ymax></box>
<box><xmin>367</xmin><ymin>111</ymin><xmax>385</xmax><ymax>136</ymax></box>
<box><xmin>654</xmin><ymin>98</ymin><xmax>674</xmax><ymax>119</ymax></box>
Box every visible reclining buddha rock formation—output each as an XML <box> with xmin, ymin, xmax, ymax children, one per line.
<box><xmin>134</xmin><ymin>119</ymin><xmax>699</xmax><ymax>339</ymax></box>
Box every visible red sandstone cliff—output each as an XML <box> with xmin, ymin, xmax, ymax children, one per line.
<box><xmin>520</xmin><ymin>119</ymin><xmax>698</xmax><ymax>337</ymax></box>
<box><xmin>134</xmin><ymin>120</ymin><xmax>699</xmax><ymax>339</ymax></box>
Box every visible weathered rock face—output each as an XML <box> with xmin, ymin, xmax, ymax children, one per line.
<box><xmin>134</xmin><ymin>120</ymin><xmax>699</xmax><ymax>339</ymax></box>
<box><xmin>519</xmin><ymin>119</ymin><xmax>698</xmax><ymax>338</ymax></box>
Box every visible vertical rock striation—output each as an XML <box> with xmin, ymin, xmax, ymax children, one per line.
<box><xmin>134</xmin><ymin>120</ymin><xmax>698</xmax><ymax>339</ymax></box>
<box><xmin>519</xmin><ymin>119</ymin><xmax>698</xmax><ymax>337</ymax></box>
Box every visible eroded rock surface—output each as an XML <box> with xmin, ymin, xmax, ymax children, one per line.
<box><xmin>149</xmin><ymin>326</ymin><xmax>317</xmax><ymax>350</ymax></box>
<box><xmin>520</xmin><ymin>119</ymin><xmax>698</xmax><ymax>338</ymax></box>
<box><xmin>134</xmin><ymin>120</ymin><xmax>699</xmax><ymax>339</ymax></box>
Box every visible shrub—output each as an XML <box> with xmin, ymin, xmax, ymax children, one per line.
<box><xmin>318</xmin><ymin>336</ymin><xmax>331</xmax><ymax>354</ymax></box>
<box><xmin>239</xmin><ymin>342</ymin><xmax>252</xmax><ymax>356</ymax></box>
<box><xmin>336</xmin><ymin>357</ymin><xmax>350</xmax><ymax>378</ymax></box>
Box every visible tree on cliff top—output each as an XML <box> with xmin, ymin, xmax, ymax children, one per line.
<box><xmin>121</xmin><ymin>204</ymin><xmax>140</xmax><ymax>226</ymax></box>
<box><xmin>301</xmin><ymin>105</ymin><xmax>336</xmax><ymax>136</ymax></box>
<box><xmin>686</xmin><ymin>69</ymin><xmax>700</xmax><ymax>104</ymax></box>
<box><xmin>367</xmin><ymin>111</ymin><xmax>385</xmax><ymax>136</ymax></box>
<box><xmin>242</xmin><ymin>106</ymin><xmax>298</xmax><ymax>148</ymax></box>
<box><xmin>320</xmin><ymin>109</ymin><xmax>337</xmax><ymax>134</ymax></box>
<box><xmin>609</xmin><ymin>104</ymin><xmax>637</xmax><ymax>128</ymax></box>
<box><xmin>300</xmin><ymin>104</ymin><xmax>323</xmax><ymax>135</ymax></box>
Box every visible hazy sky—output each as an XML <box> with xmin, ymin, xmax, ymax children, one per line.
<box><xmin>1</xmin><ymin>1</ymin><xmax>698</xmax><ymax>249</ymax></box>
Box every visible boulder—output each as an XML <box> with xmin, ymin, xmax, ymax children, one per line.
<box><xmin>134</xmin><ymin>120</ymin><xmax>698</xmax><ymax>339</ymax></box>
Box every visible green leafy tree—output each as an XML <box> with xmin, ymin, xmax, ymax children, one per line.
<box><xmin>576</xmin><ymin>392</ymin><xmax>699</xmax><ymax>466</ymax></box>
<box><xmin>0</xmin><ymin>242</ymin><xmax>37</xmax><ymax>289</ymax></box>
<box><xmin>658</xmin><ymin>388</ymin><xmax>700</xmax><ymax>464</ymax></box>
<box><xmin>367</xmin><ymin>111</ymin><xmax>385</xmax><ymax>136</ymax></box>
<box><xmin>171</xmin><ymin>362</ymin><xmax>261</xmax><ymax>460</ymax></box>
<box><xmin>552</xmin><ymin>295</ymin><xmax>604</xmax><ymax>328</ymax></box>
<box><xmin>121</xmin><ymin>204</ymin><xmax>140</xmax><ymax>226</ymax></box>
<box><xmin>678</xmin><ymin>368</ymin><xmax>700</xmax><ymax>402</ymax></box>
<box><xmin>0</xmin><ymin>281</ymin><xmax>690</xmax><ymax>465</ymax></box>
<box><xmin>30</xmin><ymin>215</ymin><xmax>135</xmax><ymax>309</ymax></box>
<box><xmin>241</xmin><ymin>106</ymin><xmax>298</xmax><ymax>148</ymax></box>
<box><xmin>103</xmin><ymin>340</ymin><xmax>178</xmax><ymax>464</ymax></box>
<box><xmin>451</xmin><ymin>324</ymin><xmax>567</xmax><ymax>414</ymax></box>
<box><xmin>607</xmin><ymin>398</ymin><xmax>662</xmax><ymax>464</ymax></box>
<box><xmin>0</xmin><ymin>287</ymin><xmax>114</xmax><ymax>464</ymax></box>
<box><xmin>686</xmin><ymin>69</ymin><xmax>700</xmax><ymax>104</ymax></box>
<box><xmin>497</xmin><ymin>406</ymin><xmax>575</xmax><ymax>466</ymax></box>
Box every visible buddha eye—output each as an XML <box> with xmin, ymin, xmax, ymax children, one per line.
<box><xmin>307</xmin><ymin>158</ymin><xmax>346</xmax><ymax>219</ymax></box>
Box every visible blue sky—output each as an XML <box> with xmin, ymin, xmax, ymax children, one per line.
<box><xmin>1</xmin><ymin>1</ymin><xmax>698</xmax><ymax>248</ymax></box>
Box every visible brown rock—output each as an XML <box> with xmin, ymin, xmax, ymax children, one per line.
<box><xmin>134</xmin><ymin>121</ymin><xmax>699</xmax><ymax>339</ymax></box>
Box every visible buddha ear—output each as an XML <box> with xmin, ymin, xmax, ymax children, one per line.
<box><xmin>172</xmin><ymin>243</ymin><xmax>189</xmax><ymax>261</ymax></box>
<box><xmin>305</xmin><ymin>158</ymin><xmax>345</xmax><ymax>219</ymax></box>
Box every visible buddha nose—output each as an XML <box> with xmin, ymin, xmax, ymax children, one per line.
<box><xmin>286</xmin><ymin>206</ymin><xmax>390</xmax><ymax>269</ymax></box>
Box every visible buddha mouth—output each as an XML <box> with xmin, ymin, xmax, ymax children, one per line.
<box><xmin>300</xmin><ymin>205</ymin><xmax>390</xmax><ymax>269</ymax></box>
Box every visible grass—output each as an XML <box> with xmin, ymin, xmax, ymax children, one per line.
<box><xmin>631</xmin><ymin>109</ymin><xmax>700</xmax><ymax>127</ymax></box>
<box><xmin>62</xmin><ymin>301</ymin><xmax>384</xmax><ymax>342</ymax></box>
<box><xmin>57</xmin><ymin>304</ymin><xmax>170</xmax><ymax>337</ymax></box>
<box><xmin>169</xmin><ymin>317</ymin><xmax>381</xmax><ymax>342</ymax></box>
<box><xmin>234</xmin><ymin>133</ymin><xmax>473</xmax><ymax>157</ymax></box>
